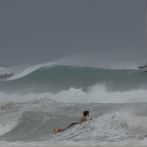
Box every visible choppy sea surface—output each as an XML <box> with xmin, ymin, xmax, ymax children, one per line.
<box><xmin>1</xmin><ymin>63</ymin><xmax>147</xmax><ymax>146</ymax></box>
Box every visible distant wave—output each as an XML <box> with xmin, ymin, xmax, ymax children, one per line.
<box><xmin>1</xmin><ymin>54</ymin><xmax>139</xmax><ymax>82</ymax></box>
<box><xmin>0</xmin><ymin>65</ymin><xmax>143</xmax><ymax>95</ymax></box>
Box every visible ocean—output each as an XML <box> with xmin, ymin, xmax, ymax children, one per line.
<box><xmin>0</xmin><ymin>63</ymin><xmax>147</xmax><ymax>146</ymax></box>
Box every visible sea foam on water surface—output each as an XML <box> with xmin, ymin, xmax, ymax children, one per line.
<box><xmin>0</xmin><ymin>85</ymin><xmax>147</xmax><ymax>104</ymax></box>
<box><xmin>0</xmin><ymin>63</ymin><xmax>147</xmax><ymax>146</ymax></box>
<box><xmin>0</xmin><ymin>111</ymin><xmax>21</xmax><ymax>136</ymax></box>
<box><xmin>0</xmin><ymin>112</ymin><xmax>146</xmax><ymax>146</ymax></box>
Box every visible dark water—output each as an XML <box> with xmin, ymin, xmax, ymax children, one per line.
<box><xmin>0</xmin><ymin>65</ymin><xmax>146</xmax><ymax>94</ymax></box>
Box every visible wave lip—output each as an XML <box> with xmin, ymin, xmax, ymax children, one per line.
<box><xmin>6</xmin><ymin>62</ymin><xmax>57</xmax><ymax>81</ymax></box>
<box><xmin>0</xmin><ymin>65</ymin><xmax>142</xmax><ymax>95</ymax></box>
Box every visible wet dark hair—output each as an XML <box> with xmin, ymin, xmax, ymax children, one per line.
<box><xmin>83</xmin><ymin>111</ymin><xmax>89</xmax><ymax>116</ymax></box>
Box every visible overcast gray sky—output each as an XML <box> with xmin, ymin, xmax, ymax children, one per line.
<box><xmin>0</xmin><ymin>0</ymin><xmax>146</xmax><ymax>65</ymax></box>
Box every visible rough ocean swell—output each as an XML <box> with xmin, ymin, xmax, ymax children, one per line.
<box><xmin>1</xmin><ymin>63</ymin><xmax>147</xmax><ymax>146</ymax></box>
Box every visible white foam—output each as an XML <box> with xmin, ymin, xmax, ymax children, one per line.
<box><xmin>127</xmin><ymin>116</ymin><xmax>147</xmax><ymax>135</ymax></box>
<box><xmin>0</xmin><ymin>111</ymin><xmax>21</xmax><ymax>136</ymax></box>
<box><xmin>49</xmin><ymin>85</ymin><xmax>147</xmax><ymax>103</ymax></box>
<box><xmin>48</xmin><ymin>112</ymin><xmax>147</xmax><ymax>146</ymax></box>
<box><xmin>0</xmin><ymin>112</ymin><xmax>147</xmax><ymax>146</ymax></box>
<box><xmin>0</xmin><ymin>85</ymin><xmax>147</xmax><ymax>104</ymax></box>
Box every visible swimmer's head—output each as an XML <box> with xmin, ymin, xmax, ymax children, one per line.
<box><xmin>83</xmin><ymin>111</ymin><xmax>89</xmax><ymax>116</ymax></box>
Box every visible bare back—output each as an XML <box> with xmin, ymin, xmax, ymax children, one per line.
<box><xmin>77</xmin><ymin>116</ymin><xmax>87</xmax><ymax>124</ymax></box>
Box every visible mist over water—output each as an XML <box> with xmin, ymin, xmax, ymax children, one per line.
<box><xmin>0</xmin><ymin>60</ymin><xmax>147</xmax><ymax>146</ymax></box>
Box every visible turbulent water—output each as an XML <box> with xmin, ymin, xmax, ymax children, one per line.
<box><xmin>1</xmin><ymin>63</ymin><xmax>147</xmax><ymax>146</ymax></box>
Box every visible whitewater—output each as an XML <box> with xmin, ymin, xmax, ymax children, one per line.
<box><xmin>1</xmin><ymin>62</ymin><xmax>147</xmax><ymax>146</ymax></box>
